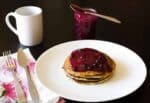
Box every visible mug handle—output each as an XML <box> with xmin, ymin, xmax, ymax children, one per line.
<box><xmin>5</xmin><ymin>12</ymin><xmax>18</xmax><ymax>35</ymax></box>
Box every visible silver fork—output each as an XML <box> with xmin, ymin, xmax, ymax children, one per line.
<box><xmin>3</xmin><ymin>51</ymin><xmax>27</xmax><ymax>103</ymax></box>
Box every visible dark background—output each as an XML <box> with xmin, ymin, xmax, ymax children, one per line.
<box><xmin>0</xmin><ymin>0</ymin><xmax>149</xmax><ymax>103</ymax></box>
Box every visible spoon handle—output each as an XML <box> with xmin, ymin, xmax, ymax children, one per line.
<box><xmin>25</xmin><ymin>68</ymin><xmax>40</xmax><ymax>103</ymax></box>
<box><xmin>85</xmin><ymin>12</ymin><xmax>121</xmax><ymax>24</ymax></box>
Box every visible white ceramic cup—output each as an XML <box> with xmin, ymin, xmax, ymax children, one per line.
<box><xmin>5</xmin><ymin>6</ymin><xmax>43</xmax><ymax>46</ymax></box>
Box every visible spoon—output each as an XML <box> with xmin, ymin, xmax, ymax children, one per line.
<box><xmin>70</xmin><ymin>3</ymin><xmax>121</xmax><ymax>24</ymax></box>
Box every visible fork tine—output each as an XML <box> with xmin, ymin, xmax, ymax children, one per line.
<box><xmin>9</xmin><ymin>56</ymin><xmax>17</xmax><ymax>69</ymax></box>
<box><xmin>3</xmin><ymin>51</ymin><xmax>10</xmax><ymax>66</ymax></box>
<box><xmin>3</xmin><ymin>50</ymin><xmax>10</xmax><ymax>67</ymax></box>
<box><xmin>2</xmin><ymin>51</ymin><xmax>6</xmax><ymax>56</ymax></box>
<box><xmin>7</xmin><ymin>57</ymin><xmax>12</xmax><ymax>68</ymax></box>
<box><xmin>2</xmin><ymin>50</ymin><xmax>11</xmax><ymax>57</ymax></box>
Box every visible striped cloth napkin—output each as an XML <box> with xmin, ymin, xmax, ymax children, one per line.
<box><xmin>0</xmin><ymin>48</ymin><xmax>65</xmax><ymax>103</ymax></box>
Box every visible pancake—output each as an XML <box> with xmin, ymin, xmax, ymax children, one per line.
<box><xmin>72</xmin><ymin>74</ymin><xmax>113</xmax><ymax>84</ymax></box>
<box><xmin>63</xmin><ymin>48</ymin><xmax>115</xmax><ymax>84</ymax></box>
<box><xmin>66</xmin><ymin>73</ymin><xmax>113</xmax><ymax>81</ymax></box>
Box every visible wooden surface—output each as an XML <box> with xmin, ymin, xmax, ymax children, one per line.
<box><xmin>0</xmin><ymin>0</ymin><xmax>149</xmax><ymax>103</ymax></box>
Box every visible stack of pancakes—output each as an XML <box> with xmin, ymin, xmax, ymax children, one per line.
<box><xmin>63</xmin><ymin>48</ymin><xmax>116</xmax><ymax>84</ymax></box>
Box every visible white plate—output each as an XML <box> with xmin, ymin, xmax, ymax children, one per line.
<box><xmin>35</xmin><ymin>40</ymin><xmax>147</xmax><ymax>102</ymax></box>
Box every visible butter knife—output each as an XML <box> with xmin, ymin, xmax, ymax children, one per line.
<box><xmin>17</xmin><ymin>48</ymin><xmax>40</xmax><ymax>103</ymax></box>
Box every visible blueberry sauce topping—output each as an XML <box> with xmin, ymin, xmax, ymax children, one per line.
<box><xmin>70</xmin><ymin>48</ymin><xmax>112</xmax><ymax>72</ymax></box>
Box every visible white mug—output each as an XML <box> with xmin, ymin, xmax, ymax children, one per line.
<box><xmin>5</xmin><ymin>6</ymin><xmax>43</xmax><ymax>46</ymax></box>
